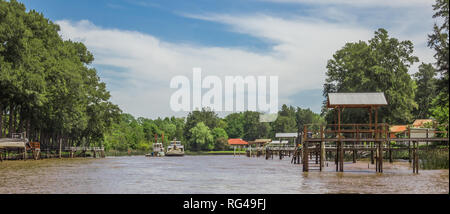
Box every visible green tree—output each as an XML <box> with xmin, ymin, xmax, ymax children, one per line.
<box><xmin>212</xmin><ymin>127</ymin><xmax>229</xmax><ymax>150</ymax></box>
<box><xmin>428</xmin><ymin>0</ymin><xmax>449</xmax><ymax>127</ymax></box>
<box><xmin>272</xmin><ymin>115</ymin><xmax>296</xmax><ymax>134</ymax></box>
<box><xmin>323</xmin><ymin>28</ymin><xmax>418</xmax><ymax>124</ymax></box>
<box><xmin>224</xmin><ymin>113</ymin><xmax>244</xmax><ymax>138</ymax></box>
<box><xmin>0</xmin><ymin>0</ymin><xmax>120</xmax><ymax>149</ymax></box>
<box><xmin>242</xmin><ymin>111</ymin><xmax>271</xmax><ymax>140</ymax></box>
<box><xmin>189</xmin><ymin>122</ymin><xmax>214</xmax><ymax>151</ymax></box>
<box><xmin>413</xmin><ymin>63</ymin><xmax>437</xmax><ymax>119</ymax></box>
<box><xmin>428</xmin><ymin>0</ymin><xmax>449</xmax><ymax>106</ymax></box>
<box><xmin>184</xmin><ymin>108</ymin><xmax>219</xmax><ymax>141</ymax></box>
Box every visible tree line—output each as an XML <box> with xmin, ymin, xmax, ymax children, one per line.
<box><xmin>1</xmin><ymin>0</ymin><xmax>448</xmax><ymax>152</ymax></box>
<box><xmin>103</xmin><ymin>106</ymin><xmax>324</xmax><ymax>152</ymax></box>
<box><xmin>322</xmin><ymin>0</ymin><xmax>449</xmax><ymax>133</ymax></box>
<box><xmin>0</xmin><ymin>0</ymin><xmax>121</xmax><ymax>149</ymax></box>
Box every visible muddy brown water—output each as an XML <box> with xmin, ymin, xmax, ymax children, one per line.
<box><xmin>0</xmin><ymin>155</ymin><xmax>448</xmax><ymax>194</ymax></box>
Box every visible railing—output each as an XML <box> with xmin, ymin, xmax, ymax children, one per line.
<box><xmin>265</xmin><ymin>146</ymin><xmax>297</xmax><ymax>151</ymax></box>
<box><xmin>29</xmin><ymin>142</ymin><xmax>40</xmax><ymax>149</ymax></box>
<box><xmin>65</xmin><ymin>146</ymin><xmax>104</xmax><ymax>151</ymax></box>
<box><xmin>11</xmin><ymin>132</ymin><xmax>26</xmax><ymax>139</ymax></box>
<box><xmin>303</xmin><ymin>123</ymin><xmax>448</xmax><ymax>143</ymax></box>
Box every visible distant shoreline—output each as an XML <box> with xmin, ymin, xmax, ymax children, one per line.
<box><xmin>104</xmin><ymin>150</ymin><xmax>247</xmax><ymax>157</ymax></box>
<box><xmin>184</xmin><ymin>151</ymin><xmax>247</xmax><ymax>156</ymax></box>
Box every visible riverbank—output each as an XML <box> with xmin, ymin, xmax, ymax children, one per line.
<box><xmin>105</xmin><ymin>150</ymin><xmax>246</xmax><ymax>156</ymax></box>
<box><xmin>185</xmin><ymin>150</ymin><xmax>246</xmax><ymax>155</ymax></box>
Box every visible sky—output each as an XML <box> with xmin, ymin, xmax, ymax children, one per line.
<box><xmin>21</xmin><ymin>0</ymin><xmax>438</xmax><ymax>119</ymax></box>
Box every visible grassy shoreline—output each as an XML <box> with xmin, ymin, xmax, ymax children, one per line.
<box><xmin>184</xmin><ymin>150</ymin><xmax>246</xmax><ymax>155</ymax></box>
<box><xmin>105</xmin><ymin>150</ymin><xmax>246</xmax><ymax>156</ymax></box>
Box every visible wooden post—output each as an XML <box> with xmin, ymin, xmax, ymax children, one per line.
<box><xmin>389</xmin><ymin>128</ymin><xmax>392</xmax><ymax>163</ymax></box>
<box><xmin>59</xmin><ymin>138</ymin><xmax>62</xmax><ymax>159</ymax></box>
<box><xmin>315</xmin><ymin>145</ymin><xmax>319</xmax><ymax>164</ymax></box>
<box><xmin>303</xmin><ymin>125</ymin><xmax>308</xmax><ymax>172</ymax></box>
<box><xmin>338</xmin><ymin>107</ymin><xmax>344</xmax><ymax>172</ymax></box>
<box><xmin>353</xmin><ymin>125</ymin><xmax>356</xmax><ymax>163</ymax></box>
<box><xmin>380</xmin><ymin>142</ymin><xmax>383</xmax><ymax>173</ymax></box>
<box><xmin>303</xmin><ymin>141</ymin><xmax>308</xmax><ymax>172</ymax></box>
<box><xmin>375</xmin><ymin>142</ymin><xmax>379</xmax><ymax>172</ymax></box>
<box><xmin>413</xmin><ymin>141</ymin><xmax>416</xmax><ymax>173</ymax></box>
<box><xmin>408</xmin><ymin>127</ymin><xmax>411</xmax><ymax>163</ymax></box>
<box><xmin>320</xmin><ymin>125</ymin><xmax>324</xmax><ymax>170</ymax></box>
<box><xmin>375</xmin><ymin>107</ymin><xmax>379</xmax><ymax>170</ymax></box>
<box><xmin>412</xmin><ymin>141</ymin><xmax>416</xmax><ymax>173</ymax></box>
<box><xmin>415</xmin><ymin>141</ymin><xmax>419</xmax><ymax>174</ymax></box>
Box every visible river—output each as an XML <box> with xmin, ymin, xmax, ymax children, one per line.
<box><xmin>0</xmin><ymin>155</ymin><xmax>448</xmax><ymax>194</ymax></box>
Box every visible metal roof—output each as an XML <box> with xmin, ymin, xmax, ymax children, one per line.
<box><xmin>269</xmin><ymin>140</ymin><xmax>289</xmax><ymax>144</ymax></box>
<box><xmin>275</xmin><ymin>133</ymin><xmax>298</xmax><ymax>138</ymax></box>
<box><xmin>255</xmin><ymin>139</ymin><xmax>271</xmax><ymax>142</ymax></box>
<box><xmin>0</xmin><ymin>138</ymin><xmax>26</xmax><ymax>149</ymax></box>
<box><xmin>327</xmin><ymin>92</ymin><xmax>388</xmax><ymax>108</ymax></box>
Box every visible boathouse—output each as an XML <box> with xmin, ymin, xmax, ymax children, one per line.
<box><xmin>228</xmin><ymin>138</ymin><xmax>248</xmax><ymax>156</ymax></box>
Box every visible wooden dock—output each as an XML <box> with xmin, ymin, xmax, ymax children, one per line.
<box><xmin>299</xmin><ymin>123</ymin><xmax>448</xmax><ymax>173</ymax></box>
<box><xmin>1</xmin><ymin>135</ymin><xmax>105</xmax><ymax>161</ymax></box>
<box><xmin>247</xmin><ymin>124</ymin><xmax>448</xmax><ymax>174</ymax></box>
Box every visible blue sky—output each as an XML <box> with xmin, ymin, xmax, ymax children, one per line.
<box><xmin>21</xmin><ymin>0</ymin><xmax>437</xmax><ymax>118</ymax></box>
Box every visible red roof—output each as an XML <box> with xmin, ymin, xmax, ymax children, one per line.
<box><xmin>390</xmin><ymin>125</ymin><xmax>407</xmax><ymax>133</ymax></box>
<box><xmin>412</xmin><ymin>119</ymin><xmax>433</xmax><ymax>128</ymax></box>
<box><xmin>228</xmin><ymin>138</ymin><xmax>248</xmax><ymax>145</ymax></box>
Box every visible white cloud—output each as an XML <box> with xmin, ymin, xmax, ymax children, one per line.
<box><xmin>55</xmin><ymin>1</ymin><xmax>436</xmax><ymax>118</ymax></box>
<box><xmin>261</xmin><ymin>0</ymin><xmax>432</xmax><ymax>8</ymax></box>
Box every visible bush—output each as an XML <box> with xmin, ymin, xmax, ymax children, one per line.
<box><xmin>419</xmin><ymin>150</ymin><xmax>449</xmax><ymax>169</ymax></box>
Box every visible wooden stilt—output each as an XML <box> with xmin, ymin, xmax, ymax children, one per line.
<box><xmin>379</xmin><ymin>142</ymin><xmax>383</xmax><ymax>173</ymax></box>
<box><xmin>303</xmin><ymin>141</ymin><xmax>308</xmax><ymax>172</ymax></box>
<box><xmin>415</xmin><ymin>141</ymin><xmax>419</xmax><ymax>174</ymax></box>
<box><xmin>59</xmin><ymin>138</ymin><xmax>62</xmax><ymax>159</ymax></box>
<box><xmin>413</xmin><ymin>146</ymin><xmax>416</xmax><ymax>174</ymax></box>
<box><xmin>335</xmin><ymin>143</ymin><xmax>339</xmax><ymax>172</ymax></box>
<box><xmin>340</xmin><ymin>142</ymin><xmax>344</xmax><ymax>172</ymax></box>
<box><xmin>389</xmin><ymin>142</ymin><xmax>392</xmax><ymax>163</ymax></box>
<box><xmin>375</xmin><ymin>143</ymin><xmax>378</xmax><ymax>172</ymax></box>
<box><xmin>408</xmin><ymin>128</ymin><xmax>411</xmax><ymax>163</ymax></box>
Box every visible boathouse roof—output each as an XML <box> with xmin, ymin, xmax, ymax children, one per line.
<box><xmin>412</xmin><ymin>119</ymin><xmax>434</xmax><ymax>128</ymax></box>
<box><xmin>327</xmin><ymin>92</ymin><xmax>388</xmax><ymax>108</ymax></box>
<box><xmin>275</xmin><ymin>133</ymin><xmax>298</xmax><ymax>138</ymax></box>
<box><xmin>248</xmin><ymin>139</ymin><xmax>271</xmax><ymax>144</ymax></box>
<box><xmin>269</xmin><ymin>140</ymin><xmax>289</xmax><ymax>144</ymax></box>
<box><xmin>228</xmin><ymin>138</ymin><xmax>248</xmax><ymax>145</ymax></box>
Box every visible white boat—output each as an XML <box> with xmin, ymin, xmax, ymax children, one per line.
<box><xmin>145</xmin><ymin>142</ymin><xmax>165</xmax><ymax>157</ymax></box>
<box><xmin>166</xmin><ymin>140</ymin><xmax>184</xmax><ymax>156</ymax></box>
<box><xmin>0</xmin><ymin>133</ymin><xmax>28</xmax><ymax>149</ymax></box>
